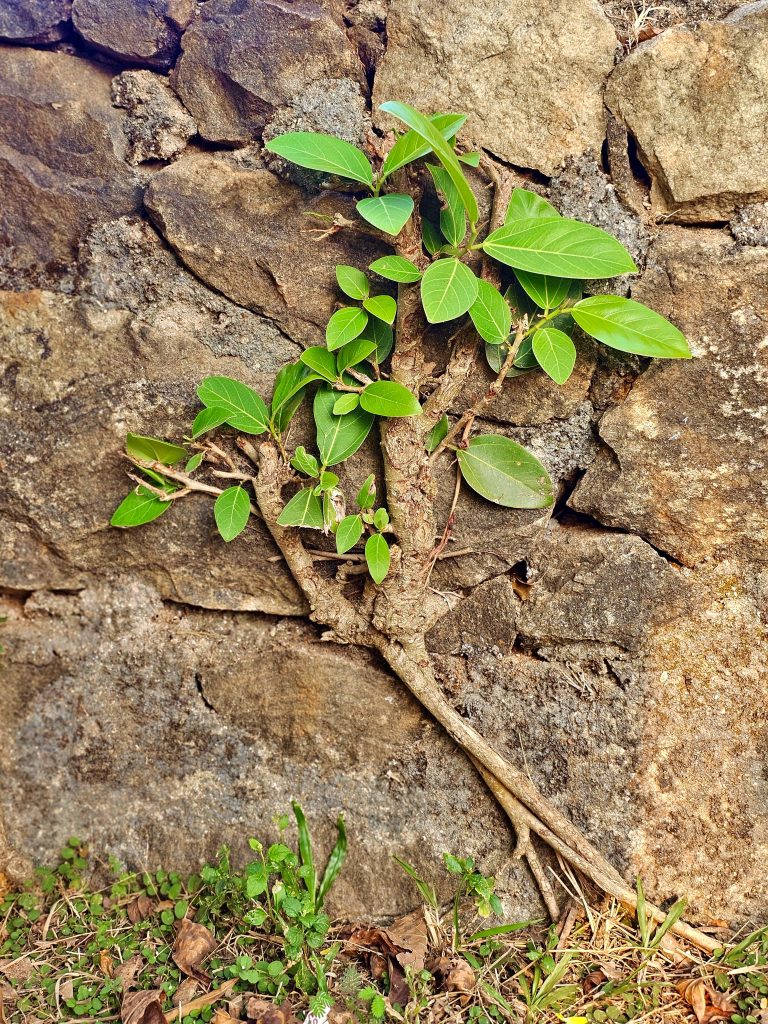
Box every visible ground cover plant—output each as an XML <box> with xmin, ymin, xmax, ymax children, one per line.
<box><xmin>111</xmin><ymin>102</ymin><xmax>712</xmax><ymax>949</ymax></box>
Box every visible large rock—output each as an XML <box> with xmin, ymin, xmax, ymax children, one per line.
<box><xmin>0</xmin><ymin>48</ymin><xmax>141</xmax><ymax>291</ymax></box>
<box><xmin>0</xmin><ymin>0</ymin><xmax>71</xmax><ymax>42</ymax></box>
<box><xmin>173</xmin><ymin>0</ymin><xmax>365</xmax><ymax>144</ymax></box>
<box><xmin>606</xmin><ymin>3</ymin><xmax>768</xmax><ymax>222</ymax></box>
<box><xmin>72</xmin><ymin>0</ymin><xmax>195</xmax><ymax>69</ymax></box>
<box><xmin>571</xmin><ymin>228</ymin><xmax>768</xmax><ymax>566</ymax></box>
<box><xmin>373</xmin><ymin>0</ymin><xmax>617</xmax><ymax>176</ymax></box>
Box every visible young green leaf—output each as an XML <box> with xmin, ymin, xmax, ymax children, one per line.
<box><xmin>214</xmin><ymin>485</ymin><xmax>250</xmax><ymax>542</ymax></box>
<box><xmin>483</xmin><ymin>217</ymin><xmax>637</xmax><ymax>279</ymax></box>
<box><xmin>185</xmin><ymin>452</ymin><xmax>204</xmax><ymax>473</ymax></box>
<box><xmin>356</xmin><ymin>473</ymin><xmax>376</xmax><ymax>510</ymax></box>
<box><xmin>291</xmin><ymin>445</ymin><xmax>320</xmax><ymax>478</ymax></box>
<box><xmin>421</xmin><ymin>216</ymin><xmax>442</xmax><ymax>256</ymax></box>
<box><xmin>420</xmin><ymin>257</ymin><xmax>478</xmax><ymax>324</ymax></box>
<box><xmin>380</xmin><ymin>112</ymin><xmax>467</xmax><ymax>179</ymax></box>
<box><xmin>571</xmin><ymin>295</ymin><xmax>691</xmax><ymax>358</ymax></box>
<box><xmin>336</xmin><ymin>338</ymin><xmax>377</xmax><ymax>374</ymax></box>
<box><xmin>197</xmin><ymin>376</ymin><xmax>270</xmax><ymax>434</ymax></box>
<box><xmin>380</xmin><ymin>101</ymin><xmax>479</xmax><ymax>223</ymax></box>
<box><xmin>365</xmin><ymin>533</ymin><xmax>391</xmax><ymax>584</ymax></box>
<box><xmin>277</xmin><ymin>487</ymin><xmax>325</xmax><ymax>529</ymax></box>
<box><xmin>264</xmin><ymin>132</ymin><xmax>373</xmax><ymax>187</ymax></box>
<box><xmin>428</xmin><ymin>163</ymin><xmax>466</xmax><ymax>247</ymax></box>
<box><xmin>362</xmin><ymin>294</ymin><xmax>397</xmax><ymax>325</ymax></box>
<box><xmin>335</xmin><ymin>264</ymin><xmax>369</xmax><ymax>300</ymax></box>
<box><xmin>369</xmin><ymin>255</ymin><xmax>422</xmax><ymax>283</ymax></box>
<box><xmin>532</xmin><ymin>327</ymin><xmax>577</xmax><ymax>385</ymax></box>
<box><xmin>373</xmin><ymin>507</ymin><xmax>389</xmax><ymax>531</ymax></box>
<box><xmin>426</xmin><ymin>414</ymin><xmax>449</xmax><ymax>453</ymax></box>
<box><xmin>458</xmin><ymin>151</ymin><xmax>480</xmax><ymax>167</ymax></box>
<box><xmin>360</xmin><ymin>380</ymin><xmax>421</xmax><ymax>417</ymax></box>
<box><xmin>505</xmin><ymin>187</ymin><xmax>561</xmax><ymax>224</ymax></box>
<box><xmin>300</xmin><ymin>346</ymin><xmax>338</xmax><ymax>381</ymax></box>
<box><xmin>336</xmin><ymin>514</ymin><xmax>363</xmax><ymax>554</ymax></box>
<box><xmin>457</xmin><ymin>434</ymin><xmax>554</xmax><ymax>508</ymax></box>
<box><xmin>271</xmin><ymin>362</ymin><xmax>315</xmax><ymax>432</ymax></box>
<box><xmin>356</xmin><ymin>194</ymin><xmax>414</xmax><ymax>235</ymax></box>
<box><xmin>326</xmin><ymin>307</ymin><xmax>369</xmax><ymax>351</ymax></box>
<box><xmin>358</xmin><ymin>316</ymin><xmax>394</xmax><ymax>364</ymax></box>
<box><xmin>126</xmin><ymin>433</ymin><xmax>186</xmax><ymax>465</ymax></box>
<box><xmin>191</xmin><ymin>406</ymin><xmax>230</xmax><ymax>438</ymax></box>
<box><xmin>318</xmin><ymin>470</ymin><xmax>340</xmax><ymax>492</ymax></box>
<box><xmin>314</xmin><ymin>387</ymin><xmax>374</xmax><ymax>466</ymax></box>
<box><xmin>317</xmin><ymin>814</ymin><xmax>347</xmax><ymax>909</ymax></box>
<box><xmin>514</xmin><ymin>269</ymin><xmax>572</xmax><ymax>311</ymax></box>
<box><xmin>333</xmin><ymin>393</ymin><xmax>360</xmax><ymax>415</ymax></box>
<box><xmin>469</xmin><ymin>278</ymin><xmax>511</xmax><ymax>344</ymax></box>
<box><xmin>111</xmin><ymin>486</ymin><xmax>172</xmax><ymax>528</ymax></box>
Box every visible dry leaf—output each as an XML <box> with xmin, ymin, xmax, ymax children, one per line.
<box><xmin>172</xmin><ymin>917</ymin><xmax>216</xmax><ymax>982</ymax></box>
<box><xmin>100</xmin><ymin>950</ymin><xmax>115</xmax><ymax>978</ymax></box>
<box><xmin>583</xmin><ymin>969</ymin><xmax>608</xmax><ymax>994</ymax></box>
<box><xmin>165</xmin><ymin>980</ymin><xmax>237</xmax><ymax>1023</ymax></box>
<box><xmin>114</xmin><ymin>955</ymin><xmax>144</xmax><ymax>991</ymax></box>
<box><xmin>212</xmin><ymin>1011</ymin><xmax>240</xmax><ymax>1024</ymax></box>
<box><xmin>121</xmin><ymin>989</ymin><xmax>166</xmax><ymax>1024</ymax></box>
<box><xmin>445</xmin><ymin>959</ymin><xmax>476</xmax><ymax>1006</ymax></box>
<box><xmin>387</xmin><ymin>909</ymin><xmax>428</xmax><ymax>972</ymax></box>
<box><xmin>387</xmin><ymin>959</ymin><xmax>409</xmax><ymax>1009</ymax></box>
<box><xmin>0</xmin><ymin>957</ymin><xmax>33</xmax><ymax>984</ymax></box>
<box><xmin>173</xmin><ymin>977</ymin><xmax>201</xmax><ymax>1006</ymax></box>
<box><xmin>245</xmin><ymin>995</ymin><xmax>294</xmax><ymax>1023</ymax></box>
<box><xmin>59</xmin><ymin>978</ymin><xmax>75</xmax><ymax>1002</ymax></box>
<box><xmin>677</xmin><ymin>979</ymin><xmax>737</xmax><ymax>1024</ymax></box>
<box><xmin>127</xmin><ymin>895</ymin><xmax>154</xmax><ymax>924</ymax></box>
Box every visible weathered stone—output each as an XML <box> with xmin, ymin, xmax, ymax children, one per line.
<box><xmin>173</xmin><ymin>0</ymin><xmax>365</xmax><ymax>144</ymax></box>
<box><xmin>0</xmin><ymin>580</ymin><xmax>541</xmax><ymax>919</ymax></box>
<box><xmin>606</xmin><ymin>3</ymin><xmax>768</xmax><ymax>222</ymax></box>
<box><xmin>72</xmin><ymin>0</ymin><xmax>195</xmax><ymax>69</ymax></box>
<box><xmin>571</xmin><ymin>228</ymin><xmax>768</xmax><ymax>566</ymax></box>
<box><xmin>0</xmin><ymin>0</ymin><xmax>71</xmax><ymax>42</ymax></box>
<box><xmin>426</xmin><ymin>576</ymin><xmax>519</xmax><ymax>656</ymax></box>
<box><xmin>373</xmin><ymin>0</ymin><xmax>617</xmax><ymax>176</ymax></box>
<box><xmin>0</xmin><ymin>48</ymin><xmax>141</xmax><ymax>291</ymax></box>
<box><xmin>112</xmin><ymin>70</ymin><xmax>197</xmax><ymax>164</ymax></box>
<box><xmin>731</xmin><ymin>201</ymin><xmax>768</xmax><ymax>247</ymax></box>
<box><xmin>145</xmin><ymin>154</ymin><xmax>389</xmax><ymax>345</ymax></box>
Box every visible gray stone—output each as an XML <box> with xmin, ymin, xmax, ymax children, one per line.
<box><xmin>731</xmin><ymin>202</ymin><xmax>768</xmax><ymax>247</ymax></box>
<box><xmin>374</xmin><ymin>0</ymin><xmax>617</xmax><ymax>176</ymax></box>
<box><xmin>112</xmin><ymin>70</ymin><xmax>197</xmax><ymax>164</ymax></box>
<box><xmin>72</xmin><ymin>0</ymin><xmax>195</xmax><ymax>69</ymax></box>
<box><xmin>0</xmin><ymin>0</ymin><xmax>71</xmax><ymax>42</ymax></box>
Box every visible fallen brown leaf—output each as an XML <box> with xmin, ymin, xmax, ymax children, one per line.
<box><xmin>387</xmin><ymin>959</ymin><xmax>409</xmax><ymax>1009</ymax></box>
<box><xmin>583</xmin><ymin>969</ymin><xmax>608</xmax><ymax>994</ymax></box>
<box><xmin>212</xmin><ymin>1011</ymin><xmax>240</xmax><ymax>1024</ymax></box>
<box><xmin>165</xmin><ymin>980</ymin><xmax>238</xmax><ymax>1023</ymax></box>
<box><xmin>100</xmin><ymin>950</ymin><xmax>115</xmax><ymax>978</ymax></box>
<box><xmin>59</xmin><ymin>978</ymin><xmax>75</xmax><ymax>1003</ymax></box>
<box><xmin>127</xmin><ymin>894</ymin><xmax>154</xmax><ymax>924</ymax></box>
<box><xmin>676</xmin><ymin>979</ymin><xmax>737</xmax><ymax>1024</ymax></box>
<box><xmin>172</xmin><ymin>917</ymin><xmax>216</xmax><ymax>982</ymax></box>
<box><xmin>121</xmin><ymin>989</ymin><xmax>166</xmax><ymax>1024</ymax></box>
<box><xmin>445</xmin><ymin>959</ymin><xmax>476</xmax><ymax>1006</ymax></box>
<box><xmin>114</xmin><ymin>955</ymin><xmax>144</xmax><ymax>991</ymax></box>
<box><xmin>173</xmin><ymin>977</ymin><xmax>201</xmax><ymax>1007</ymax></box>
<box><xmin>387</xmin><ymin>909</ymin><xmax>428</xmax><ymax>972</ymax></box>
<box><xmin>245</xmin><ymin>995</ymin><xmax>295</xmax><ymax>1023</ymax></box>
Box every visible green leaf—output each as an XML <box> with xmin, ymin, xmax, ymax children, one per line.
<box><xmin>125</xmin><ymin>433</ymin><xmax>186</xmax><ymax>465</ymax></box>
<box><xmin>457</xmin><ymin>434</ymin><xmax>554</xmax><ymax>509</ymax></box>
<box><xmin>365</xmin><ymin>533</ymin><xmax>390</xmax><ymax>584</ymax></box>
<box><xmin>514</xmin><ymin>269</ymin><xmax>572</xmax><ymax>311</ymax></box>
<box><xmin>277</xmin><ymin>487</ymin><xmax>324</xmax><ymax>529</ymax></box>
<box><xmin>358</xmin><ymin>316</ymin><xmax>394</xmax><ymax>364</ymax></box>
<box><xmin>300</xmin><ymin>346</ymin><xmax>338</xmax><ymax>382</ymax></box>
<box><xmin>356</xmin><ymin>194</ymin><xmax>414</xmax><ymax>235</ymax></box>
<box><xmin>314</xmin><ymin>387</ymin><xmax>374</xmax><ymax>466</ymax></box>
<box><xmin>214</xmin><ymin>485</ymin><xmax>250</xmax><ymax>542</ymax></box>
<box><xmin>318</xmin><ymin>470</ymin><xmax>340</xmax><ymax>491</ymax></box>
<box><xmin>326</xmin><ymin>307</ymin><xmax>369</xmax><ymax>351</ymax></box>
<box><xmin>271</xmin><ymin>363</ymin><xmax>315</xmax><ymax>432</ymax></box>
<box><xmin>505</xmin><ymin>187</ymin><xmax>561</xmax><ymax>224</ymax></box>
<box><xmin>458</xmin><ymin>151</ymin><xmax>480</xmax><ymax>167</ymax></box>
<box><xmin>426</xmin><ymin>414</ymin><xmax>449</xmax><ymax>453</ymax></box>
<box><xmin>335</xmin><ymin>264</ymin><xmax>369</xmax><ymax>300</ymax></box>
<box><xmin>333</xmin><ymin>393</ymin><xmax>360</xmax><ymax>415</ymax></box>
<box><xmin>381</xmin><ymin>101</ymin><xmax>478</xmax><ymax>223</ymax></box>
<box><xmin>360</xmin><ymin>380</ymin><xmax>421</xmax><ymax>417</ymax></box>
<box><xmin>197</xmin><ymin>376</ymin><xmax>269</xmax><ymax>434</ymax></box>
<box><xmin>532</xmin><ymin>327</ymin><xmax>577</xmax><ymax>385</ymax></box>
<box><xmin>373</xmin><ymin>507</ymin><xmax>389</xmax><ymax>531</ymax></box>
<box><xmin>469</xmin><ymin>278</ymin><xmax>511</xmax><ymax>344</ymax></box>
<box><xmin>356</xmin><ymin>473</ymin><xmax>376</xmax><ymax>510</ymax></box>
<box><xmin>421</xmin><ymin>217</ymin><xmax>442</xmax><ymax>256</ymax></box>
<box><xmin>513</xmin><ymin>335</ymin><xmax>539</xmax><ymax>369</ymax></box>
<box><xmin>336</xmin><ymin>514</ymin><xmax>363</xmax><ymax>554</ymax></box>
<box><xmin>571</xmin><ymin>295</ymin><xmax>691</xmax><ymax>358</ymax></box>
<box><xmin>317</xmin><ymin>814</ymin><xmax>347</xmax><ymax>909</ymax></box>
<box><xmin>381</xmin><ymin>112</ymin><xmax>467</xmax><ymax>178</ymax></box>
<box><xmin>185</xmin><ymin>452</ymin><xmax>204</xmax><ymax>473</ymax></box>
<box><xmin>291</xmin><ymin>446</ymin><xmax>319</xmax><ymax>478</ymax></box>
<box><xmin>111</xmin><ymin>486</ymin><xmax>172</xmax><ymax>528</ymax></box>
<box><xmin>369</xmin><ymin>255</ymin><xmax>421</xmax><ymax>283</ymax></box>
<box><xmin>191</xmin><ymin>406</ymin><xmax>230</xmax><ymax>438</ymax></box>
<box><xmin>264</xmin><ymin>132</ymin><xmax>373</xmax><ymax>187</ymax></box>
<box><xmin>428</xmin><ymin>163</ymin><xmax>466</xmax><ymax>247</ymax></box>
<box><xmin>336</xmin><ymin>338</ymin><xmax>376</xmax><ymax>374</ymax></box>
<box><xmin>363</xmin><ymin>294</ymin><xmax>397</xmax><ymax>325</ymax></box>
<box><xmin>420</xmin><ymin>258</ymin><xmax>478</xmax><ymax>324</ymax></box>
<box><xmin>483</xmin><ymin>217</ymin><xmax>637</xmax><ymax>279</ymax></box>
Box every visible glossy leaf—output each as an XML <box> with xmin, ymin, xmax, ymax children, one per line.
<box><xmin>532</xmin><ymin>327</ymin><xmax>577</xmax><ymax>385</ymax></box>
<box><xmin>514</xmin><ymin>335</ymin><xmax>539</xmax><ymax>369</ymax></box>
<box><xmin>457</xmin><ymin>434</ymin><xmax>554</xmax><ymax>509</ymax></box>
<box><xmin>356</xmin><ymin>194</ymin><xmax>414</xmax><ymax>235</ymax></box>
<box><xmin>185</xmin><ymin>452</ymin><xmax>204</xmax><ymax>473</ymax></box>
<box><xmin>111</xmin><ymin>485</ymin><xmax>172</xmax><ymax>528</ymax></box>
<box><xmin>458</xmin><ymin>151</ymin><xmax>480</xmax><ymax>167</ymax></box>
<box><xmin>291</xmin><ymin>446</ymin><xmax>320</xmax><ymax>478</ymax></box>
<box><xmin>191</xmin><ymin>406</ymin><xmax>230</xmax><ymax>438</ymax></box>
<box><xmin>483</xmin><ymin>217</ymin><xmax>637</xmax><ymax>279</ymax></box>
<box><xmin>360</xmin><ymin>380</ymin><xmax>421</xmax><ymax>417</ymax></box>
<box><xmin>515</xmin><ymin>269</ymin><xmax>572</xmax><ymax>311</ymax></box>
<box><xmin>505</xmin><ymin>187</ymin><xmax>561</xmax><ymax>224</ymax></box>
<box><xmin>571</xmin><ymin>296</ymin><xmax>691</xmax><ymax>358</ymax></box>
<box><xmin>428</xmin><ymin>163</ymin><xmax>466</xmax><ymax>247</ymax></box>
<box><xmin>373</xmin><ymin>507</ymin><xmax>389</xmax><ymax>531</ymax></box>
<box><xmin>356</xmin><ymin>473</ymin><xmax>376</xmax><ymax>510</ymax></box>
<box><xmin>126</xmin><ymin>433</ymin><xmax>186</xmax><ymax>465</ymax></box>
<box><xmin>271</xmin><ymin>363</ymin><xmax>316</xmax><ymax>432</ymax></box>
<box><xmin>333</xmin><ymin>393</ymin><xmax>360</xmax><ymax>415</ymax></box>
<box><xmin>313</xmin><ymin>387</ymin><xmax>374</xmax><ymax>466</ymax></box>
<box><xmin>381</xmin><ymin>112</ymin><xmax>467</xmax><ymax>179</ymax></box>
<box><xmin>365</xmin><ymin>533</ymin><xmax>391</xmax><ymax>584</ymax></box>
<box><xmin>363</xmin><ymin>293</ymin><xmax>397</xmax><ymax>325</ymax></box>
<box><xmin>426</xmin><ymin>414</ymin><xmax>449</xmax><ymax>453</ymax></box>
<box><xmin>277</xmin><ymin>487</ymin><xmax>324</xmax><ymax>529</ymax></box>
<box><xmin>214</xmin><ymin>485</ymin><xmax>250</xmax><ymax>542</ymax></box>
<box><xmin>380</xmin><ymin>101</ymin><xmax>479</xmax><ymax>223</ymax></box>
<box><xmin>369</xmin><ymin>255</ymin><xmax>421</xmax><ymax>283</ymax></box>
<box><xmin>300</xmin><ymin>346</ymin><xmax>338</xmax><ymax>382</ymax></box>
<box><xmin>264</xmin><ymin>132</ymin><xmax>373</xmax><ymax>187</ymax></box>
<box><xmin>336</xmin><ymin>265</ymin><xmax>369</xmax><ymax>300</ymax></box>
<box><xmin>336</xmin><ymin>338</ymin><xmax>377</xmax><ymax>374</ymax></box>
<box><xmin>421</xmin><ymin>217</ymin><xmax>442</xmax><ymax>256</ymax></box>
<box><xmin>469</xmin><ymin>278</ymin><xmax>511</xmax><ymax>344</ymax></box>
<box><xmin>197</xmin><ymin>376</ymin><xmax>269</xmax><ymax>434</ymax></box>
<box><xmin>336</xmin><ymin>514</ymin><xmax>363</xmax><ymax>554</ymax></box>
<box><xmin>420</xmin><ymin>257</ymin><xmax>478</xmax><ymax>324</ymax></box>
<box><xmin>326</xmin><ymin>306</ymin><xmax>369</xmax><ymax>351</ymax></box>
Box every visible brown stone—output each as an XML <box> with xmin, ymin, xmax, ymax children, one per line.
<box><xmin>72</xmin><ymin>0</ymin><xmax>195</xmax><ymax>69</ymax></box>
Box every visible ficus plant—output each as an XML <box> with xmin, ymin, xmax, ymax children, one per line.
<box><xmin>111</xmin><ymin>102</ymin><xmax>716</xmax><ymax>953</ymax></box>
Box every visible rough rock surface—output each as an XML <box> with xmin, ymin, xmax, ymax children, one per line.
<box><xmin>112</xmin><ymin>70</ymin><xmax>197</xmax><ymax>163</ymax></box>
<box><xmin>173</xmin><ymin>0</ymin><xmax>365</xmax><ymax>143</ymax></box>
<box><xmin>731</xmin><ymin>202</ymin><xmax>768</xmax><ymax>247</ymax></box>
<box><xmin>0</xmin><ymin>0</ymin><xmax>71</xmax><ymax>41</ymax></box>
<box><xmin>0</xmin><ymin>48</ymin><xmax>141</xmax><ymax>291</ymax></box>
<box><xmin>606</xmin><ymin>3</ymin><xmax>768</xmax><ymax>222</ymax></box>
<box><xmin>72</xmin><ymin>0</ymin><xmax>195</xmax><ymax>69</ymax></box>
<box><xmin>374</xmin><ymin>0</ymin><xmax>617</xmax><ymax>175</ymax></box>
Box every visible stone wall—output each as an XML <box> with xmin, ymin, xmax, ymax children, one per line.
<box><xmin>0</xmin><ymin>0</ymin><xmax>766</xmax><ymax>925</ymax></box>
